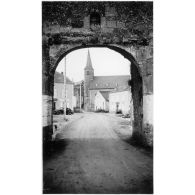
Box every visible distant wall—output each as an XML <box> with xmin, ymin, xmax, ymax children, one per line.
<box><xmin>54</xmin><ymin>83</ymin><xmax>74</xmax><ymax>110</ymax></box>
<box><xmin>109</xmin><ymin>90</ymin><xmax>132</xmax><ymax>115</ymax></box>
<box><xmin>94</xmin><ymin>91</ymin><xmax>109</xmax><ymax>111</ymax></box>
<box><xmin>89</xmin><ymin>89</ymin><xmax>113</xmax><ymax>111</ymax></box>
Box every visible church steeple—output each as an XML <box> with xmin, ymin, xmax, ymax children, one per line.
<box><xmin>85</xmin><ymin>50</ymin><xmax>93</xmax><ymax>70</ymax></box>
<box><xmin>84</xmin><ymin>49</ymin><xmax>94</xmax><ymax>111</ymax></box>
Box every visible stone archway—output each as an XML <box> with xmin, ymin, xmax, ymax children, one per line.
<box><xmin>42</xmin><ymin>1</ymin><xmax>153</xmax><ymax>146</ymax></box>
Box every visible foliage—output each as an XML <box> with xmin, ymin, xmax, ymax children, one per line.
<box><xmin>95</xmin><ymin>109</ymin><xmax>109</xmax><ymax>113</ymax></box>
<box><xmin>116</xmin><ymin>110</ymin><xmax>122</xmax><ymax>114</ymax></box>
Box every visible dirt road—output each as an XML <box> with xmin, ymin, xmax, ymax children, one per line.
<box><xmin>43</xmin><ymin>113</ymin><xmax>153</xmax><ymax>194</ymax></box>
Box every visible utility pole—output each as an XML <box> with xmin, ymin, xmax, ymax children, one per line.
<box><xmin>64</xmin><ymin>57</ymin><xmax>67</xmax><ymax>120</ymax></box>
<box><xmin>80</xmin><ymin>81</ymin><xmax>82</xmax><ymax>111</ymax></box>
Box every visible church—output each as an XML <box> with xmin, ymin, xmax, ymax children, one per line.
<box><xmin>84</xmin><ymin>50</ymin><xmax>131</xmax><ymax>112</ymax></box>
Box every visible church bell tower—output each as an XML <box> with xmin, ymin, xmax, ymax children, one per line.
<box><xmin>84</xmin><ymin>50</ymin><xmax>94</xmax><ymax>111</ymax></box>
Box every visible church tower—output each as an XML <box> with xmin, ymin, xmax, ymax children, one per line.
<box><xmin>84</xmin><ymin>50</ymin><xmax>94</xmax><ymax>111</ymax></box>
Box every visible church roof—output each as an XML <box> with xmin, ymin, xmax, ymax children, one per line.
<box><xmin>84</xmin><ymin>50</ymin><xmax>93</xmax><ymax>69</ymax></box>
<box><xmin>100</xmin><ymin>91</ymin><xmax>109</xmax><ymax>101</ymax></box>
<box><xmin>89</xmin><ymin>75</ymin><xmax>130</xmax><ymax>90</ymax></box>
<box><xmin>54</xmin><ymin>72</ymin><xmax>73</xmax><ymax>84</ymax></box>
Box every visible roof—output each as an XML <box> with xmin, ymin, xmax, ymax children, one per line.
<box><xmin>100</xmin><ymin>91</ymin><xmax>109</xmax><ymax>101</ymax></box>
<box><xmin>110</xmin><ymin>87</ymin><xmax>130</xmax><ymax>94</ymax></box>
<box><xmin>84</xmin><ymin>50</ymin><xmax>93</xmax><ymax>70</ymax></box>
<box><xmin>54</xmin><ymin>72</ymin><xmax>73</xmax><ymax>84</ymax></box>
<box><xmin>89</xmin><ymin>75</ymin><xmax>130</xmax><ymax>90</ymax></box>
<box><xmin>74</xmin><ymin>80</ymin><xmax>84</xmax><ymax>85</ymax></box>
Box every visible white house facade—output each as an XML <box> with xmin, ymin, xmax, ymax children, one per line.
<box><xmin>54</xmin><ymin>72</ymin><xmax>74</xmax><ymax>110</ymax></box>
<box><xmin>109</xmin><ymin>90</ymin><xmax>133</xmax><ymax>115</ymax></box>
<box><xmin>94</xmin><ymin>91</ymin><xmax>109</xmax><ymax>111</ymax></box>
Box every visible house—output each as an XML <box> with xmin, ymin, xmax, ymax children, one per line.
<box><xmin>94</xmin><ymin>91</ymin><xmax>109</xmax><ymax>111</ymax></box>
<box><xmin>109</xmin><ymin>89</ymin><xmax>133</xmax><ymax>116</ymax></box>
<box><xmin>54</xmin><ymin>72</ymin><xmax>74</xmax><ymax>110</ymax></box>
<box><xmin>84</xmin><ymin>50</ymin><xmax>131</xmax><ymax>111</ymax></box>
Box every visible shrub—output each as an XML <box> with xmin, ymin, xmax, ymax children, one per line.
<box><xmin>95</xmin><ymin>109</ymin><xmax>108</xmax><ymax>113</ymax></box>
<box><xmin>116</xmin><ymin>110</ymin><xmax>122</xmax><ymax>114</ymax></box>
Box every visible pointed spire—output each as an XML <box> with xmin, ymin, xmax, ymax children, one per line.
<box><xmin>85</xmin><ymin>49</ymin><xmax>93</xmax><ymax>69</ymax></box>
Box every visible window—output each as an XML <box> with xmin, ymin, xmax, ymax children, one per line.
<box><xmin>90</xmin><ymin>12</ymin><xmax>101</xmax><ymax>30</ymax></box>
<box><xmin>90</xmin><ymin>12</ymin><xmax>101</xmax><ymax>26</ymax></box>
<box><xmin>86</xmin><ymin>71</ymin><xmax>90</xmax><ymax>75</ymax></box>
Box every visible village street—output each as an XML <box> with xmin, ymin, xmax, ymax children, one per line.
<box><xmin>43</xmin><ymin>113</ymin><xmax>153</xmax><ymax>194</ymax></box>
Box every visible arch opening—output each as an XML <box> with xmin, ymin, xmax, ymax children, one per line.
<box><xmin>51</xmin><ymin>45</ymin><xmax>143</xmax><ymax>144</ymax></box>
<box><xmin>52</xmin><ymin>45</ymin><xmax>141</xmax><ymax>75</ymax></box>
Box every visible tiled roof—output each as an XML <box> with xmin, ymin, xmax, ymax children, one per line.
<box><xmin>89</xmin><ymin>75</ymin><xmax>130</xmax><ymax>90</ymax></box>
<box><xmin>110</xmin><ymin>87</ymin><xmax>130</xmax><ymax>93</ymax></box>
<box><xmin>54</xmin><ymin>72</ymin><xmax>73</xmax><ymax>84</ymax></box>
<box><xmin>100</xmin><ymin>91</ymin><xmax>110</xmax><ymax>101</ymax></box>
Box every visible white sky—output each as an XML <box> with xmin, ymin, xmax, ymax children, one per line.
<box><xmin>56</xmin><ymin>48</ymin><xmax>131</xmax><ymax>82</ymax></box>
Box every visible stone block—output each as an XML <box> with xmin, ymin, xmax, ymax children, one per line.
<box><xmin>117</xmin><ymin>21</ymin><xmax>125</xmax><ymax>28</ymax></box>
<box><xmin>146</xmin><ymin>60</ymin><xmax>153</xmax><ymax>75</ymax></box>
<box><xmin>143</xmin><ymin>58</ymin><xmax>153</xmax><ymax>76</ymax></box>
<box><xmin>42</xmin><ymin>95</ymin><xmax>53</xmax><ymax>127</ymax></box>
<box><xmin>107</xmin><ymin>20</ymin><xmax>117</xmax><ymax>28</ymax></box>
<box><xmin>143</xmin><ymin>123</ymin><xmax>153</xmax><ymax>147</ymax></box>
<box><xmin>143</xmin><ymin>94</ymin><xmax>153</xmax><ymax>125</ymax></box>
<box><xmin>143</xmin><ymin>75</ymin><xmax>153</xmax><ymax>94</ymax></box>
<box><xmin>84</xmin><ymin>16</ymin><xmax>90</xmax><ymax>29</ymax></box>
<box><xmin>101</xmin><ymin>17</ymin><xmax>106</xmax><ymax>28</ymax></box>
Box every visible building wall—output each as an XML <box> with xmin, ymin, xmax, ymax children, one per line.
<box><xmin>54</xmin><ymin>83</ymin><xmax>74</xmax><ymax>110</ymax></box>
<box><xmin>109</xmin><ymin>90</ymin><xmax>132</xmax><ymax>115</ymax></box>
<box><xmin>84</xmin><ymin>67</ymin><xmax>94</xmax><ymax>111</ymax></box>
<box><xmin>74</xmin><ymin>84</ymin><xmax>84</xmax><ymax>108</ymax></box>
<box><xmin>94</xmin><ymin>91</ymin><xmax>109</xmax><ymax>111</ymax></box>
<box><xmin>74</xmin><ymin>92</ymin><xmax>84</xmax><ymax>108</ymax></box>
<box><xmin>73</xmin><ymin>96</ymin><xmax>77</xmax><ymax>108</ymax></box>
<box><xmin>89</xmin><ymin>89</ymin><xmax>113</xmax><ymax>111</ymax></box>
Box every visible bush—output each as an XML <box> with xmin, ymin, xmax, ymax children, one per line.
<box><xmin>95</xmin><ymin>109</ymin><xmax>108</xmax><ymax>113</ymax></box>
<box><xmin>116</xmin><ymin>110</ymin><xmax>122</xmax><ymax>114</ymax></box>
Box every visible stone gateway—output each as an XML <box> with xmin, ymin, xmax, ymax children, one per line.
<box><xmin>42</xmin><ymin>1</ymin><xmax>153</xmax><ymax>146</ymax></box>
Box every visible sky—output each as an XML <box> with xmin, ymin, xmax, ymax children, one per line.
<box><xmin>56</xmin><ymin>48</ymin><xmax>131</xmax><ymax>82</ymax></box>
